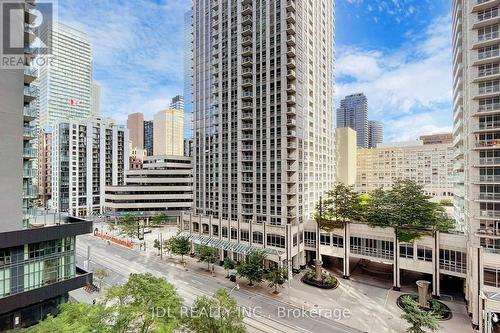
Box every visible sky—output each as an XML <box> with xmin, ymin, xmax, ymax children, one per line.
<box><xmin>59</xmin><ymin>0</ymin><xmax>452</xmax><ymax>142</ymax></box>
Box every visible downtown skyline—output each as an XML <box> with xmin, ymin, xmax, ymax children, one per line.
<box><xmin>57</xmin><ymin>0</ymin><xmax>452</xmax><ymax>142</ymax></box>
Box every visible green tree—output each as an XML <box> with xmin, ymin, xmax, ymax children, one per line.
<box><xmin>164</xmin><ymin>238</ymin><xmax>175</xmax><ymax>257</ymax></box>
<box><xmin>186</xmin><ymin>288</ymin><xmax>246</xmax><ymax>333</ymax></box>
<box><xmin>153</xmin><ymin>238</ymin><xmax>161</xmax><ymax>256</ymax></box>
<box><xmin>237</xmin><ymin>250</ymin><xmax>266</xmax><ymax>286</ymax></box>
<box><xmin>195</xmin><ymin>245</ymin><xmax>219</xmax><ymax>271</ymax></box>
<box><xmin>223</xmin><ymin>257</ymin><xmax>236</xmax><ymax>278</ymax></box>
<box><xmin>171</xmin><ymin>236</ymin><xmax>191</xmax><ymax>263</ymax></box>
<box><xmin>21</xmin><ymin>303</ymin><xmax>111</xmax><ymax>333</ymax></box>
<box><xmin>265</xmin><ymin>266</ymin><xmax>288</xmax><ymax>294</ymax></box>
<box><xmin>401</xmin><ymin>296</ymin><xmax>440</xmax><ymax>333</ymax></box>
<box><xmin>104</xmin><ymin>273</ymin><xmax>183</xmax><ymax>333</ymax></box>
<box><xmin>313</xmin><ymin>182</ymin><xmax>362</xmax><ymax>279</ymax></box>
<box><xmin>151</xmin><ymin>213</ymin><xmax>167</xmax><ymax>226</ymax></box>
<box><xmin>365</xmin><ymin>179</ymin><xmax>454</xmax><ymax>243</ymax></box>
<box><xmin>119</xmin><ymin>215</ymin><xmax>138</xmax><ymax>241</ymax></box>
<box><xmin>93</xmin><ymin>268</ymin><xmax>109</xmax><ymax>291</ymax></box>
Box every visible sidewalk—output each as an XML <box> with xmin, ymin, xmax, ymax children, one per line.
<box><xmin>84</xmin><ymin>226</ymin><xmax>475</xmax><ymax>333</ymax></box>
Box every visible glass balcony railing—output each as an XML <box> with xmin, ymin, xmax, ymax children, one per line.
<box><xmin>479</xmin><ymin>193</ymin><xmax>500</xmax><ymax>200</ymax></box>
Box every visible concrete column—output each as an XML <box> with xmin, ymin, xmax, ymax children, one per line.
<box><xmin>343</xmin><ymin>223</ymin><xmax>350</xmax><ymax>279</ymax></box>
<box><xmin>299</xmin><ymin>249</ymin><xmax>306</xmax><ymax>268</ymax></box>
<box><xmin>292</xmin><ymin>253</ymin><xmax>299</xmax><ymax>270</ymax></box>
<box><xmin>393</xmin><ymin>231</ymin><xmax>401</xmax><ymax>290</ymax></box>
<box><xmin>433</xmin><ymin>231</ymin><xmax>440</xmax><ymax>297</ymax></box>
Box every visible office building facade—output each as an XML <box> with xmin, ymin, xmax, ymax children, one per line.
<box><xmin>38</xmin><ymin>23</ymin><xmax>92</xmax><ymax>127</ymax></box>
<box><xmin>337</xmin><ymin>93</ymin><xmax>369</xmax><ymax>148</ymax></box>
<box><xmin>127</xmin><ymin>112</ymin><xmax>144</xmax><ymax>150</ymax></box>
<box><xmin>90</xmin><ymin>81</ymin><xmax>101</xmax><ymax>117</ymax></box>
<box><xmin>453</xmin><ymin>0</ymin><xmax>500</xmax><ymax>330</ymax></box>
<box><xmin>368</xmin><ymin>120</ymin><xmax>383</xmax><ymax>148</ymax></box>
<box><xmin>184</xmin><ymin>9</ymin><xmax>194</xmax><ymax>139</ymax></box>
<box><xmin>189</xmin><ymin>0</ymin><xmax>335</xmax><ymax>269</ymax></box>
<box><xmin>170</xmin><ymin>95</ymin><xmax>185</xmax><ymax>112</ymax></box>
<box><xmin>0</xmin><ymin>2</ymin><xmax>92</xmax><ymax>330</ymax></box>
<box><xmin>104</xmin><ymin>155</ymin><xmax>193</xmax><ymax>218</ymax></box>
<box><xmin>144</xmin><ymin>120</ymin><xmax>154</xmax><ymax>156</ymax></box>
<box><xmin>356</xmin><ymin>141</ymin><xmax>454</xmax><ymax>200</ymax></box>
<box><xmin>51</xmin><ymin>117</ymin><xmax>129</xmax><ymax>217</ymax></box>
<box><xmin>153</xmin><ymin>108</ymin><xmax>184</xmax><ymax>156</ymax></box>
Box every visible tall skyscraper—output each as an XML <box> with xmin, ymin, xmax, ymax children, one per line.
<box><xmin>170</xmin><ymin>95</ymin><xmax>185</xmax><ymax>112</ymax></box>
<box><xmin>91</xmin><ymin>80</ymin><xmax>101</xmax><ymax>117</ymax></box>
<box><xmin>143</xmin><ymin>120</ymin><xmax>154</xmax><ymax>156</ymax></box>
<box><xmin>184</xmin><ymin>9</ymin><xmax>194</xmax><ymax>139</ymax></box>
<box><xmin>38</xmin><ymin>23</ymin><xmax>92</xmax><ymax>127</ymax></box>
<box><xmin>127</xmin><ymin>112</ymin><xmax>144</xmax><ymax>150</ymax></box>
<box><xmin>153</xmin><ymin>109</ymin><xmax>184</xmax><ymax>156</ymax></box>
<box><xmin>336</xmin><ymin>93</ymin><xmax>369</xmax><ymax>148</ymax></box>
<box><xmin>0</xmin><ymin>2</ymin><xmax>92</xmax><ymax>329</ymax></box>
<box><xmin>368</xmin><ymin>120</ymin><xmax>383</xmax><ymax>148</ymax></box>
<box><xmin>453</xmin><ymin>0</ymin><xmax>500</xmax><ymax>329</ymax></box>
<box><xmin>190</xmin><ymin>0</ymin><xmax>335</xmax><ymax>269</ymax></box>
<box><xmin>52</xmin><ymin>117</ymin><xmax>129</xmax><ymax>217</ymax></box>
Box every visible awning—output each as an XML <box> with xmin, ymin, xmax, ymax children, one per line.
<box><xmin>178</xmin><ymin>231</ymin><xmax>285</xmax><ymax>256</ymax></box>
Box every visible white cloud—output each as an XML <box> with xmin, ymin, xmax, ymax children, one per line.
<box><xmin>336</xmin><ymin>15</ymin><xmax>452</xmax><ymax>142</ymax></box>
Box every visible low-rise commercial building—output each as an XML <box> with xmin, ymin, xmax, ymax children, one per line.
<box><xmin>104</xmin><ymin>155</ymin><xmax>193</xmax><ymax>218</ymax></box>
<box><xmin>51</xmin><ymin>117</ymin><xmax>129</xmax><ymax>217</ymax></box>
<box><xmin>356</xmin><ymin>140</ymin><xmax>454</xmax><ymax>200</ymax></box>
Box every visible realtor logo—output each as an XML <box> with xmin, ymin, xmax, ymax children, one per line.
<box><xmin>1</xmin><ymin>0</ymin><xmax>55</xmax><ymax>68</ymax></box>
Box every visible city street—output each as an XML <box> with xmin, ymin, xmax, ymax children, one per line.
<box><xmin>75</xmin><ymin>234</ymin><xmax>362</xmax><ymax>333</ymax></box>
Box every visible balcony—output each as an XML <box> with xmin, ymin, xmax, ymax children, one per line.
<box><xmin>286</xmin><ymin>11</ymin><xmax>296</xmax><ymax>23</ymax></box>
<box><xmin>474</xmin><ymin>31</ymin><xmax>500</xmax><ymax>49</ymax></box>
<box><xmin>242</xmin><ymin>15</ymin><xmax>252</xmax><ymax>25</ymax></box>
<box><xmin>242</xmin><ymin>144</ymin><xmax>253</xmax><ymax>151</ymax></box>
<box><xmin>24</xmin><ymin>67</ymin><xmax>37</xmax><ymax>84</ymax></box>
<box><xmin>287</xmin><ymin>130</ymin><xmax>297</xmax><ymax>137</ymax></box>
<box><xmin>23</xmin><ymin>106</ymin><xmax>37</xmax><ymax>120</ymax></box>
<box><xmin>287</xmin><ymin>95</ymin><xmax>296</xmax><ymax>105</ymax></box>
<box><xmin>242</xmin><ymin>25</ymin><xmax>252</xmax><ymax>36</ymax></box>
<box><xmin>287</xmin><ymin>106</ymin><xmax>296</xmax><ymax>115</ymax></box>
<box><xmin>286</xmin><ymin>0</ymin><xmax>296</xmax><ymax>12</ymax></box>
<box><xmin>23</xmin><ymin>127</ymin><xmax>36</xmax><ymax>139</ymax></box>
<box><xmin>287</xmin><ymin>83</ymin><xmax>296</xmax><ymax>93</ymax></box>
<box><xmin>287</xmin><ymin>119</ymin><xmax>297</xmax><ymax>127</ymax></box>
<box><xmin>242</xmin><ymin>57</ymin><xmax>252</xmax><ymax>67</ymax></box>
<box><xmin>23</xmin><ymin>186</ymin><xmax>37</xmax><ymax>199</ymax></box>
<box><xmin>241</xmin><ymin>67</ymin><xmax>253</xmax><ymax>77</ymax></box>
<box><xmin>287</xmin><ymin>164</ymin><xmax>297</xmax><ymax>172</ymax></box>
<box><xmin>287</xmin><ymin>69</ymin><xmax>296</xmax><ymax>79</ymax></box>
<box><xmin>23</xmin><ymin>168</ymin><xmax>35</xmax><ymax>178</ymax></box>
<box><xmin>242</xmin><ymin>4</ymin><xmax>252</xmax><ymax>15</ymax></box>
<box><xmin>287</xmin><ymin>23</ymin><xmax>296</xmax><ymax>34</ymax></box>
<box><xmin>242</xmin><ymin>78</ymin><xmax>252</xmax><ymax>87</ymax></box>
<box><xmin>242</xmin><ymin>36</ymin><xmax>252</xmax><ymax>46</ymax></box>
<box><xmin>476</xmin><ymin>209</ymin><xmax>500</xmax><ymax>219</ymax></box>
<box><xmin>241</xmin><ymin>112</ymin><xmax>253</xmax><ymax>120</ymax></box>
<box><xmin>473</xmin><ymin>122</ymin><xmax>500</xmax><ymax>132</ymax></box>
<box><xmin>472</xmin><ymin>0</ymin><xmax>500</xmax><ymax>13</ymax></box>
<box><xmin>242</xmin><ymin>90</ymin><xmax>253</xmax><ymax>100</ymax></box>
<box><xmin>242</xmin><ymin>46</ymin><xmax>252</xmax><ymax>56</ymax></box>
<box><xmin>287</xmin><ymin>34</ymin><xmax>296</xmax><ymax>46</ymax></box>
<box><xmin>287</xmin><ymin>46</ymin><xmax>296</xmax><ymax>57</ymax></box>
<box><xmin>287</xmin><ymin>58</ymin><xmax>296</xmax><ymax>69</ymax></box>
<box><xmin>24</xmin><ymin>86</ymin><xmax>38</xmax><ymax>103</ymax></box>
<box><xmin>242</xmin><ymin>122</ymin><xmax>254</xmax><ymax>130</ymax></box>
<box><xmin>242</xmin><ymin>101</ymin><xmax>253</xmax><ymax>111</ymax></box>
<box><xmin>475</xmin><ymin>157</ymin><xmax>500</xmax><ymax>166</ymax></box>
<box><xmin>23</xmin><ymin>148</ymin><xmax>36</xmax><ymax>159</ymax></box>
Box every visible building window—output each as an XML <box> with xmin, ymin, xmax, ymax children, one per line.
<box><xmin>212</xmin><ymin>225</ymin><xmax>219</xmax><ymax>237</ymax></box>
<box><xmin>293</xmin><ymin>233</ymin><xmax>297</xmax><ymax>247</ymax></box>
<box><xmin>439</xmin><ymin>249</ymin><xmax>466</xmax><ymax>273</ymax></box>
<box><xmin>222</xmin><ymin>227</ymin><xmax>228</xmax><ymax>238</ymax></box>
<box><xmin>320</xmin><ymin>233</ymin><xmax>331</xmax><ymax>246</ymax></box>
<box><xmin>485</xmin><ymin>267</ymin><xmax>500</xmax><ymax>287</ymax></box>
<box><xmin>0</xmin><ymin>249</ymin><xmax>11</xmax><ymax>267</ymax></box>
<box><xmin>202</xmin><ymin>223</ymin><xmax>209</xmax><ymax>234</ymax></box>
<box><xmin>332</xmin><ymin>235</ymin><xmax>343</xmax><ymax>248</ymax></box>
<box><xmin>399</xmin><ymin>244</ymin><xmax>414</xmax><ymax>259</ymax></box>
<box><xmin>192</xmin><ymin>222</ymin><xmax>199</xmax><ymax>233</ymax></box>
<box><xmin>267</xmin><ymin>234</ymin><xmax>285</xmax><ymax>248</ymax></box>
<box><xmin>304</xmin><ymin>231</ymin><xmax>316</xmax><ymax>247</ymax></box>
<box><xmin>231</xmin><ymin>228</ymin><xmax>238</xmax><ymax>240</ymax></box>
<box><xmin>253</xmin><ymin>231</ymin><xmax>263</xmax><ymax>244</ymax></box>
<box><xmin>240</xmin><ymin>229</ymin><xmax>249</xmax><ymax>242</ymax></box>
<box><xmin>416</xmin><ymin>246</ymin><xmax>432</xmax><ymax>262</ymax></box>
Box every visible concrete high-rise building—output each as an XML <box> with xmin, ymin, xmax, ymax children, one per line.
<box><xmin>184</xmin><ymin>9</ymin><xmax>194</xmax><ymax>139</ymax></box>
<box><xmin>52</xmin><ymin>117</ymin><xmax>129</xmax><ymax>217</ymax></box>
<box><xmin>368</xmin><ymin>120</ymin><xmax>384</xmax><ymax>148</ymax></box>
<box><xmin>187</xmin><ymin>0</ymin><xmax>335</xmax><ymax>270</ymax></box>
<box><xmin>38</xmin><ymin>130</ymin><xmax>52</xmax><ymax>208</ymax></box>
<box><xmin>38</xmin><ymin>23</ymin><xmax>92</xmax><ymax>127</ymax></box>
<box><xmin>143</xmin><ymin>120</ymin><xmax>154</xmax><ymax>156</ymax></box>
<box><xmin>419</xmin><ymin>133</ymin><xmax>453</xmax><ymax>145</ymax></box>
<box><xmin>0</xmin><ymin>2</ymin><xmax>92</xmax><ymax>329</ymax></box>
<box><xmin>184</xmin><ymin>138</ymin><xmax>193</xmax><ymax>157</ymax></box>
<box><xmin>170</xmin><ymin>95</ymin><xmax>185</xmax><ymax>112</ymax></box>
<box><xmin>336</xmin><ymin>128</ymin><xmax>357</xmax><ymax>186</ymax></box>
<box><xmin>356</xmin><ymin>140</ymin><xmax>454</xmax><ymax>200</ymax></box>
<box><xmin>105</xmin><ymin>155</ymin><xmax>193</xmax><ymax>218</ymax></box>
<box><xmin>153</xmin><ymin>109</ymin><xmax>184</xmax><ymax>156</ymax></box>
<box><xmin>127</xmin><ymin>112</ymin><xmax>144</xmax><ymax>150</ymax></box>
<box><xmin>453</xmin><ymin>1</ymin><xmax>500</xmax><ymax>329</ymax></box>
<box><xmin>91</xmin><ymin>81</ymin><xmax>101</xmax><ymax>117</ymax></box>
<box><xmin>337</xmin><ymin>93</ymin><xmax>369</xmax><ymax>148</ymax></box>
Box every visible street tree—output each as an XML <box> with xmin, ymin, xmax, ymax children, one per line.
<box><xmin>104</xmin><ymin>273</ymin><xmax>183</xmax><ymax>333</ymax></box>
<box><xmin>119</xmin><ymin>215</ymin><xmax>138</xmax><ymax>241</ymax></box>
<box><xmin>265</xmin><ymin>266</ymin><xmax>288</xmax><ymax>294</ymax></box>
<box><xmin>186</xmin><ymin>288</ymin><xmax>246</xmax><ymax>333</ymax></box>
<box><xmin>401</xmin><ymin>296</ymin><xmax>440</xmax><ymax>333</ymax></box>
<box><xmin>237</xmin><ymin>250</ymin><xmax>266</xmax><ymax>286</ymax></box>
<box><xmin>223</xmin><ymin>257</ymin><xmax>236</xmax><ymax>278</ymax></box>
<box><xmin>313</xmin><ymin>182</ymin><xmax>362</xmax><ymax>279</ymax></box>
<box><xmin>195</xmin><ymin>245</ymin><xmax>219</xmax><ymax>271</ymax></box>
<box><xmin>93</xmin><ymin>268</ymin><xmax>110</xmax><ymax>291</ymax></box>
<box><xmin>171</xmin><ymin>236</ymin><xmax>191</xmax><ymax>263</ymax></box>
<box><xmin>151</xmin><ymin>213</ymin><xmax>167</xmax><ymax>227</ymax></box>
